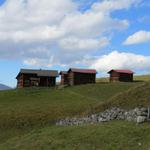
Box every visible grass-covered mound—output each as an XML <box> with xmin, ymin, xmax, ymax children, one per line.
<box><xmin>0</xmin><ymin>75</ymin><xmax>150</xmax><ymax>150</ymax></box>
<box><xmin>94</xmin><ymin>82</ymin><xmax>150</xmax><ymax>113</ymax></box>
<box><xmin>0</xmin><ymin>83</ymin><xmax>138</xmax><ymax>128</ymax></box>
<box><xmin>1</xmin><ymin>121</ymin><xmax>150</xmax><ymax>150</ymax></box>
<box><xmin>134</xmin><ymin>74</ymin><xmax>150</xmax><ymax>82</ymax></box>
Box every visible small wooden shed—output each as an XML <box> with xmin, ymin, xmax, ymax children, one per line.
<box><xmin>67</xmin><ymin>68</ymin><xmax>97</xmax><ymax>86</ymax></box>
<box><xmin>108</xmin><ymin>69</ymin><xmax>134</xmax><ymax>82</ymax></box>
<box><xmin>16</xmin><ymin>69</ymin><xmax>59</xmax><ymax>88</ymax></box>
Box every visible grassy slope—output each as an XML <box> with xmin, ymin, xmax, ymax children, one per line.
<box><xmin>134</xmin><ymin>74</ymin><xmax>150</xmax><ymax>82</ymax></box>
<box><xmin>0</xmin><ymin>83</ymin><xmax>138</xmax><ymax>128</ymax></box>
<box><xmin>0</xmin><ymin>75</ymin><xmax>150</xmax><ymax>150</ymax></box>
<box><xmin>0</xmin><ymin>83</ymin><xmax>139</xmax><ymax>147</ymax></box>
<box><xmin>96</xmin><ymin>77</ymin><xmax>109</xmax><ymax>83</ymax></box>
<box><xmin>1</xmin><ymin>121</ymin><xmax>150</xmax><ymax>150</ymax></box>
<box><xmin>94</xmin><ymin>82</ymin><xmax>150</xmax><ymax>113</ymax></box>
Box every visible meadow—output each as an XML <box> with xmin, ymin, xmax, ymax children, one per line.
<box><xmin>0</xmin><ymin>75</ymin><xmax>150</xmax><ymax>150</ymax></box>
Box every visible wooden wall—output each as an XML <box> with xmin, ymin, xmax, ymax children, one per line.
<box><xmin>60</xmin><ymin>74</ymin><xmax>68</xmax><ymax>85</ymax></box>
<box><xmin>68</xmin><ymin>72</ymin><xmax>74</xmax><ymax>86</ymax></box>
<box><xmin>119</xmin><ymin>73</ymin><xmax>133</xmax><ymax>82</ymax></box>
<box><xmin>39</xmin><ymin>77</ymin><xmax>56</xmax><ymax>87</ymax></box>
<box><xmin>109</xmin><ymin>72</ymin><xmax>133</xmax><ymax>82</ymax></box>
<box><xmin>16</xmin><ymin>74</ymin><xmax>24</xmax><ymax>88</ymax></box>
<box><xmin>109</xmin><ymin>72</ymin><xmax>119</xmax><ymax>82</ymax></box>
<box><xmin>17</xmin><ymin>74</ymin><xmax>56</xmax><ymax>88</ymax></box>
<box><xmin>68</xmin><ymin>71</ymin><xmax>96</xmax><ymax>85</ymax></box>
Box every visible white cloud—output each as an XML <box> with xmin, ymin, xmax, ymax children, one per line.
<box><xmin>123</xmin><ymin>31</ymin><xmax>150</xmax><ymax>45</ymax></box>
<box><xmin>0</xmin><ymin>0</ymin><xmax>131</xmax><ymax>42</ymax></box>
<box><xmin>91</xmin><ymin>0</ymin><xmax>142</xmax><ymax>12</ymax></box>
<box><xmin>24</xmin><ymin>58</ymin><xmax>54</xmax><ymax>67</ymax></box>
<box><xmin>0</xmin><ymin>0</ymin><xmax>142</xmax><ymax>67</ymax></box>
<box><xmin>59</xmin><ymin>11</ymin><xmax>129</xmax><ymax>38</ymax></box>
<box><xmin>0</xmin><ymin>26</ymin><xmax>65</xmax><ymax>42</ymax></box>
<box><xmin>91</xmin><ymin>51</ymin><xmax>150</xmax><ymax>73</ymax></box>
<box><xmin>59</xmin><ymin>37</ymin><xmax>109</xmax><ymax>50</ymax></box>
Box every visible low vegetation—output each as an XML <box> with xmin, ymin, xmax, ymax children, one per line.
<box><xmin>96</xmin><ymin>77</ymin><xmax>109</xmax><ymax>83</ymax></box>
<box><xmin>134</xmin><ymin>74</ymin><xmax>150</xmax><ymax>82</ymax></box>
<box><xmin>93</xmin><ymin>82</ymin><xmax>150</xmax><ymax>113</ymax></box>
<box><xmin>0</xmin><ymin>75</ymin><xmax>150</xmax><ymax>149</ymax></box>
<box><xmin>1</xmin><ymin>121</ymin><xmax>150</xmax><ymax>150</ymax></box>
<box><xmin>0</xmin><ymin>82</ymin><xmax>138</xmax><ymax>128</ymax></box>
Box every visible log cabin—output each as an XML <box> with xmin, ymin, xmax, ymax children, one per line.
<box><xmin>65</xmin><ymin>68</ymin><xmax>97</xmax><ymax>86</ymax></box>
<box><xmin>16</xmin><ymin>69</ymin><xmax>59</xmax><ymax>88</ymax></box>
<box><xmin>108</xmin><ymin>69</ymin><xmax>134</xmax><ymax>82</ymax></box>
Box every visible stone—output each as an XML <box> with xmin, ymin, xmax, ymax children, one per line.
<box><xmin>126</xmin><ymin>116</ymin><xmax>134</xmax><ymax>122</ymax></box>
<box><xmin>56</xmin><ymin>107</ymin><xmax>148</xmax><ymax>126</ymax></box>
<box><xmin>140</xmin><ymin>108</ymin><xmax>147</xmax><ymax>112</ymax></box>
<box><xmin>137</xmin><ymin>116</ymin><xmax>147</xmax><ymax>124</ymax></box>
<box><xmin>98</xmin><ymin>117</ymin><xmax>103</xmax><ymax>122</ymax></box>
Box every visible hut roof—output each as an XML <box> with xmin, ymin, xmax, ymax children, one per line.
<box><xmin>108</xmin><ymin>69</ymin><xmax>134</xmax><ymax>74</ymax></box>
<box><xmin>68</xmin><ymin>68</ymin><xmax>97</xmax><ymax>74</ymax></box>
<box><xmin>16</xmin><ymin>69</ymin><xmax>59</xmax><ymax>78</ymax></box>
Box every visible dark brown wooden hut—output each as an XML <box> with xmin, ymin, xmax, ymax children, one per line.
<box><xmin>67</xmin><ymin>68</ymin><xmax>97</xmax><ymax>86</ymax></box>
<box><xmin>59</xmin><ymin>71</ymin><xmax>68</xmax><ymax>85</ymax></box>
<box><xmin>16</xmin><ymin>69</ymin><xmax>58</xmax><ymax>88</ymax></box>
<box><xmin>108</xmin><ymin>69</ymin><xmax>134</xmax><ymax>82</ymax></box>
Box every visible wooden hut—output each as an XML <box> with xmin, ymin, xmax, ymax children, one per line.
<box><xmin>59</xmin><ymin>71</ymin><xmax>68</xmax><ymax>85</ymax></box>
<box><xmin>16</xmin><ymin>69</ymin><xmax>59</xmax><ymax>88</ymax></box>
<box><xmin>67</xmin><ymin>68</ymin><xmax>97</xmax><ymax>86</ymax></box>
<box><xmin>108</xmin><ymin>69</ymin><xmax>134</xmax><ymax>82</ymax></box>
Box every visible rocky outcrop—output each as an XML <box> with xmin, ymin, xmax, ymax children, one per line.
<box><xmin>56</xmin><ymin>107</ymin><xmax>149</xmax><ymax>126</ymax></box>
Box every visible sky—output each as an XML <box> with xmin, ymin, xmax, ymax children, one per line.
<box><xmin>0</xmin><ymin>0</ymin><xmax>150</xmax><ymax>87</ymax></box>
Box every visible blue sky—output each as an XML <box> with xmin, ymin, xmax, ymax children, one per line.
<box><xmin>0</xmin><ymin>0</ymin><xmax>4</xmax><ymax>5</ymax></box>
<box><xmin>0</xmin><ymin>0</ymin><xmax>150</xmax><ymax>87</ymax></box>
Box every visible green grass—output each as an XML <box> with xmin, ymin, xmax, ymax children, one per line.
<box><xmin>0</xmin><ymin>83</ymin><xmax>138</xmax><ymax>128</ymax></box>
<box><xmin>94</xmin><ymin>82</ymin><xmax>150</xmax><ymax>113</ymax></box>
<box><xmin>134</xmin><ymin>74</ymin><xmax>150</xmax><ymax>82</ymax></box>
<box><xmin>96</xmin><ymin>77</ymin><xmax>109</xmax><ymax>83</ymax></box>
<box><xmin>1</xmin><ymin>121</ymin><xmax>150</xmax><ymax>150</ymax></box>
<box><xmin>0</xmin><ymin>75</ymin><xmax>150</xmax><ymax>150</ymax></box>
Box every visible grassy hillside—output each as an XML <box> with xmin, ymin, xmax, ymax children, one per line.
<box><xmin>1</xmin><ymin>121</ymin><xmax>150</xmax><ymax>150</ymax></box>
<box><xmin>0</xmin><ymin>83</ymin><xmax>138</xmax><ymax>128</ymax></box>
<box><xmin>94</xmin><ymin>82</ymin><xmax>150</xmax><ymax>113</ymax></box>
<box><xmin>0</xmin><ymin>77</ymin><xmax>150</xmax><ymax>150</ymax></box>
<box><xmin>96</xmin><ymin>77</ymin><xmax>109</xmax><ymax>83</ymax></box>
<box><xmin>134</xmin><ymin>74</ymin><xmax>150</xmax><ymax>82</ymax></box>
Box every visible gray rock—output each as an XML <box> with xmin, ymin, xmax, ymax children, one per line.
<box><xmin>56</xmin><ymin>107</ymin><xmax>148</xmax><ymax>126</ymax></box>
<box><xmin>126</xmin><ymin>116</ymin><xmax>134</xmax><ymax>122</ymax></box>
<box><xmin>137</xmin><ymin>116</ymin><xmax>147</xmax><ymax>124</ymax></box>
<box><xmin>98</xmin><ymin>117</ymin><xmax>103</xmax><ymax>122</ymax></box>
<box><xmin>140</xmin><ymin>108</ymin><xmax>147</xmax><ymax>112</ymax></box>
